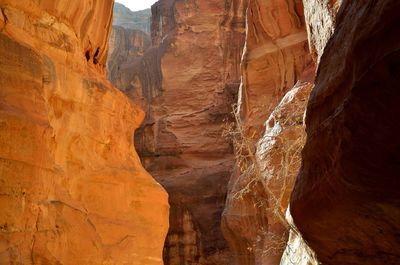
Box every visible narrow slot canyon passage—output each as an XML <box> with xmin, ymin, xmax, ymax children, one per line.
<box><xmin>0</xmin><ymin>0</ymin><xmax>399</xmax><ymax>265</ymax></box>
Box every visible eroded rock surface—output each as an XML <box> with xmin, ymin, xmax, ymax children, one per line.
<box><xmin>142</xmin><ymin>1</ymin><xmax>249</xmax><ymax>263</ymax></box>
<box><xmin>107</xmin><ymin>26</ymin><xmax>151</xmax><ymax>92</ymax></box>
<box><xmin>221</xmin><ymin>0</ymin><xmax>313</xmax><ymax>264</ymax></box>
<box><xmin>0</xmin><ymin>1</ymin><xmax>168</xmax><ymax>264</ymax></box>
<box><xmin>108</xmin><ymin>0</ymin><xmax>248</xmax><ymax>264</ymax></box>
<box><xmin>236</xmin><ymin>0</ymin><xmax>312</xmax><ymax>142</ymax></box>
<box><xmin>291</xmin><ymin>0</ymin><xmax>400</xmax><ymax>264</ymax></box>
<box><xmin>222</xmin><ymin>71</ymin><xmax>314</xmax><ymax>265</ymax></box>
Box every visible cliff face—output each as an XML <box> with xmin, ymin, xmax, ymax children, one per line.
<box><xmin>0</xmin><ymin>1</ymin><xmax>168</xmax><ymax>264</ymax></box>
<box><xmin>157</xmin><ymin>3</ymin><xmax>243</xmax><ymax>263</ymax></box>
<box><xmin>107</xmin><ymin>2</ymin><xmax>153</xmax><ymax>96</ymax></box>
<box><xmin>113</xmin><ymin>3</ymin><xmax>151</xmax><ymax>33</ymax></box>
<box><xmin>108</xmin><ymin>0</ymin><xmax>248</xmax><ymax>264</ymax></box>
<box><xmin>139</xmin><ymin>1</ymin><xmax>248</xmax><ymax>263</ymax></box>
<box><xmin>236</xmin><ymin>0</ymin><xmax>312</xmax><ymax>142</ymax></box>
<box><xmin>107</xmin><ymin>26</ymin><xmax>151</xmax><ymax>93</ymax></box>
<box><xmin>221</xmin><ymin>0</ymin><xmax>313</xmax><ymax>264</ymax></box>
<box><xmin>290</xmin><ymin>0</ymin><xmax>400</xmax><ymax>264</ymax></box>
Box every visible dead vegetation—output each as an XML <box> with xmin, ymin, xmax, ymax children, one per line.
<box><xmin>223</xmin><ymin>84</ymin><xmax>317</xmax><ymax>264</ymax></box>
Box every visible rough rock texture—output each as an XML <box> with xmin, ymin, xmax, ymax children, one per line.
<box><xmin>290</xmin><ymin>0</ymin><xmax>400</xmax><ymax>264</ymax></box>
<box><xmin>221</xmin><ymin>0</ymin><xmax>313</xmax><ymax>264</ymax></box>
<box><xmin>222</xmin><ymin>72</ymin><xmax>314</xmax><ymax>265</ymax></box>
<box><xmin>0</xmin><ymin>1</ymin><xmax>169</xmax><ymax>264</ymax></box>
<box><xmin>141</xmin><ymin>1</ymin><xmax>248</xmax><ymax>264</ymax></box>
<box><xmin>302</xmin><ymin>0</ymin><xmax>341</xmax><ymax>61</ymax></box>
<box><xmin>113</xmin><ymin>3</ymin><xmax>151</xmax><ymax>33</ymax></box>
<box><xmin>236</xmin><ymin>0</ymin><xmax>312</xmax><ymax>143</ymax></box>
<box><xmin>107</xmin><ymin>26</ymin><xmax>151</xmax><ymax>92</ymax></box>
<box><xmin>108</xmin><ymin>0</ymin><xmax>248</xmax><ymax>264</ymax></box>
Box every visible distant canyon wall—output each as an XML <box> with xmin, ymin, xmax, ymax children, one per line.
<box><xmin>113</xmin><ymin>3</ymin><xmax>151</xmax><ymax>33</ymax></box>
<box><xmin>221</xmin><ymin>0</ymin><xmax>314</xmax><ymax>264</ymax></box>
<box><xmin>108</xmin><ymin>0</ymin><xmax>248</xmax><ymax>264</ymax></box>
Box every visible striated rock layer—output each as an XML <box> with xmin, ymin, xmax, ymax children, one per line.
<box><xmin>291</xmin><ymin>0</ymin><xmax>400</xmax><ymax>264</ymax></box>
<box><xmin>236</xmin><ymin>0</ymin><xmax>312</xmax><ymax>142</ymax></box>
<box><xmin>0</xmin><ymin>1</ymin><xmax>169</xmax><ymax>264</ymax></box>
<box><xmin>221</xmin><ymin>0</ymin><xmax>313</xmax><ymax>264</ymax></box>
<box><xmin>108</xmin><ymin>0</ymin><xmax>248</xmax><ymax>264</ymax></box>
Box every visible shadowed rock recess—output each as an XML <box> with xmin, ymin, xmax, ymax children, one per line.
<box><xmin>290</xmin><ymin>0</ymin><xmax>400</xmax><ymax>264</ymax></box>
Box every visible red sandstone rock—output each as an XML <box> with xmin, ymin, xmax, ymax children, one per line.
<box><xmin>0</xmin><ymin>1</ymin><xmax>168</xmax><ymax>264</ymax></box>
<box><xmin>107</xmin><ymin>26</ymin><xmax>151</xmax><ymax>96</ymax></box>
<box><xmin>222</xmin><ymin>71</ymin><xmax>314</xmax><ymax>265</ymax></box>
<box><xmin>107</xmin><ymin>0</ymin><xmax>248</xmax><ymax>264</ymax></box>
<box><xmin>290</xmin><ymin>0</ymin><xmax>400</xmax><ymax>264</ymax></box>
<box><xmin>221</xmin><ymin>0</ymin><xmax>313</xmax><ymax>264</ymax></box>
<box><xmin>237</xmin><ymin>0</ymin><xmax>312</xmax><ymax>143</ymax></box>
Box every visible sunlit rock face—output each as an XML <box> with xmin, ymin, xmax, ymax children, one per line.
<box><xmin>221</xmin><ymin>0</ymin><xmax>314</xmax><ymax>264</ymax></box>
<box><xmin>107</xmin><ymin>0</ymin><xmax>248</xmax><ymax>264</ymax></box>
<box><xmin>0</xmin><ymin>1</ymin><xmax>169</xmax><ymax>264</ymax></box>
<box><xmin>236</xmin><ymin>0</ymin><xmax>313</xmax><ymax>143</ymax></box>
<box><xmin>222</xmin><ymin>72</ymin><xmax>314</xmax><ymax>265</ymax></box>
<box><xmin>291</xmin><ymin>0</ymin><xmax>400</xmax><ymax>264</ymax></box>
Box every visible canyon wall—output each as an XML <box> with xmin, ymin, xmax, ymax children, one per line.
<box><xmin>105</xmin><ymin>0</ymin><xmax>400</xmax><ymax>264</ymax></box>
<box><xmin>0</xmin><ymin>1</ymin><xmax>168</xmax><ymax>264</ymax></box>
<box><xmin>221</xmin><ymin>0</ymin><xmax>314</xmax><ymax>264</ymax></box>
<box><xmin>107</xmin><ymin>2</ymin><xmax>153</xmax><ymax>92</ymax></box>
<box><xmin>113</xmin><ymin>3</ymin><xmax>151</xmax><ymax>33</ymax></box>
<box><xmin>107</xmin><ymin>26</ymin><xmax>151</xmax><ymax>92</ymax></box>
<box><xmin>290</xmin><ymin>0</ymin><xmax>400</xmax><ymax>264</ymax></box>
<box><xmin>108</xmin><ymin>0</ymin><xmax>248</xmax><ymax>264</ymax></box>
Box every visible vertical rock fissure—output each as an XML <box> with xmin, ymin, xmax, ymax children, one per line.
<box><xmin>107</xmin><ymin>1</ymin><xmax>248</xmax><ymax>264</ymax></box>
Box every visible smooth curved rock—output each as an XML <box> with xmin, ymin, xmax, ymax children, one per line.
<box><xmin>291</xmin><ymin>0</ymin><xmax>400</xmax><ymax>264</ymax></box>
<box><xmin>0</xmin><ymin>1</ymin><xmax>169</xmax><ymax>264</ymax></box>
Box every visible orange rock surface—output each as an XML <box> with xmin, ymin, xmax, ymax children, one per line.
<box><xmin>221</xmin><ymin>0</ymin><xmax>313</xmax><ymax>264</ymax></box>
<box><xmin>0</xmin><ymin>1</ymin><xmax>168</xmax><ymax>264</ymax></box>
<box><xmin>222</xmin><ymin>74</ymin><xmax>314</xmax><ymax>265</ymax></box>
<box><xmin>237</xmin><ymin>0</ymin><xmax>312</xmax><ymax>142</ymax></box>
<box><xmin>108</xmin><ymin>0</ymin><xmax>248</xmax><ymax>263</ymax></box>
